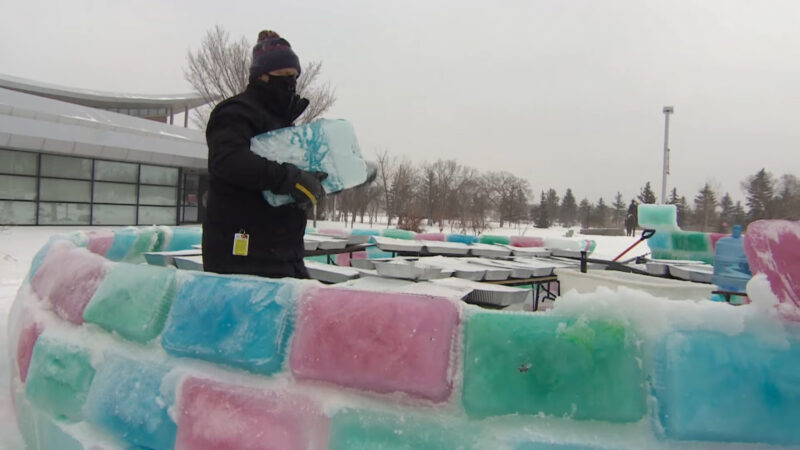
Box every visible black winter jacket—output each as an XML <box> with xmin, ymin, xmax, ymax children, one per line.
<box><xmin>202</xmin><ymin>81</ymin><xmax>310</xmax><ymax>278</ymax></box>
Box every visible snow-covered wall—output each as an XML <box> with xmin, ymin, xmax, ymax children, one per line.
<box><xmin>7</xmin><ymin>226</ymin><xmax>800</xmax><ymax>449</ymax></box>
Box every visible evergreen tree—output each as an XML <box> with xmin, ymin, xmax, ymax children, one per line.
<box><xmin>533</xmin><ymin>191</ymin><xmax>551</xmax><ymax>228</ymax></box>
<box><xmin>578</xmin><ymin>198</ymin><xmax>592</xmax><ymax>228</ymax></box>
<box><xmin>742</xmin><ymin>168</ymin><xmax>775</xmax><ymax>222</ymax></box>
<box><xmin>775</xmin><ymin>174</ymin><xmax>800</xmax><ymax>220</ymax></box>
<box><xmin>559</xmin><ymin>188</ymin><xmax>578</xmax><ymax>227</ymax></box>
<box><xmin>595</xmin><ymin>197</ymin><xmax>608</xmax><ymax>228</ymax></box>
<box><xmin>667</xmin><ymin>188</ymin><xmax>689</xmax><ymax>227</ymax></box>
<box><xmin>693</xmin><ymin>183</ymin><xmax>718</xmax><ymax>232</ymax></box>
<box><xmin>733</xmin><ymin>201</ymin><xmax>747</xmax><ymax>226</ymax></box>
<box><xmin>612</xmin><ymin>192</ymin><xmax>626</xmax><ymax>227</ymax></box>
<box><xmin>717</xmin><ymin>193</ymin><xmax>735</xmax><ymax>232</ymax></box>
<box><xmin>545</xmin><ymin>188</ymin><xmax>560</xmax><ymax>226</ymax></box>
<box><xmin>637</xmin><ymin>182</ymin><xmax>657</xmax><ymax>204</ymax></box>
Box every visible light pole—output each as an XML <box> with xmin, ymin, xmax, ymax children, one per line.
<box><xmin>661</xmin><ymin>106</ymin><xmax>674</xmax><ymax>204</ymax></box>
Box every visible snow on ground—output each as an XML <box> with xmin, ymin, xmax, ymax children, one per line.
<box><xmin>0</xmin><ymin>223</ymin><xmax>645</xmax><ymax>448</ymax></box>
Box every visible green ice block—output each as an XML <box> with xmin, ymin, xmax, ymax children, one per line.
<box><xmin>152</xmin><ymin>226</ymin><xmax>172</xmax><ymax>252</ymax></box>
<box><xmin>329</xmin><ymin>409</ymin><xmax>480</xmax><ymax>450</ymax></box>
<box><xmin>670</xmin><ymin>231</ymin><xmax>710</xmax><ymax>253</ymax></box>
<box><xmin>123</xmin><ymin>227</ymin><xmax>158</xmax><ymax>263</ymax></box>
<box><xmin>382</xmin><ymin>228</ymin><xmax>417</xmax><ymax>240</ymax></box>
<box><xmin>478</xmin><ymin>235</ymin><xmax>510</xmax><ymax>245</ymax></box>
<box><xmin>25</xmin><ymin>337</ymin><xmax>95</xmax><ymax>422</ymax></box>
<box><xmin>637</xmin><ymin>204</ymin><xmax>678</xmax><ymax>229</ymax></box>
<box><xmin>462</xmin><ymin>313</ymin><xmax>646</xmax><ymax>422</ymax></box>
<box><xmin>83</xmin><ymin>263</ymin><xmax>177</xmax><ymax>343</ymax></box>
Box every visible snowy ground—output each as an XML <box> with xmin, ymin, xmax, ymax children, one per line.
<box><xmin>0</xmin><ymin>223</ymin><xmax>645</xmax><ymax>449</ymax></box>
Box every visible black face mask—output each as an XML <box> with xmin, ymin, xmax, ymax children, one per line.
<box><xmin>267</xmin><ymin>74</ymin><xmax>297</xmax><ymax>94</ymax></box>
<box><xmin>262</xmin><ymin>75</ymin><xmax>301</xmax><ymax>119</ymax></box>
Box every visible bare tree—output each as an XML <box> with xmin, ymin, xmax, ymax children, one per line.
<box><xmin>184</xmin><ymin>25</ymin><xmax>336</xmax><ymax>127</ymax></box>
<box><xmin>375</xmin><ymin>149</ymin><xmax>396</xmax><ymax>226</ymax></box>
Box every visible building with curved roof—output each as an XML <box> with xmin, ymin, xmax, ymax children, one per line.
<box><xmin>0</xmin><ymin>74</ymin><xmax>211</xmax><ymax>226</ymax></box>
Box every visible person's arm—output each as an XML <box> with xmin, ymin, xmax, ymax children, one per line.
<box><xmin>206</xmin><ymin>105</ymin><xmax>291</xmax><ymax>193</ymax></box>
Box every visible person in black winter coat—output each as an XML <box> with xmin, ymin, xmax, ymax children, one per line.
<box><xmin>202</xmin><ymin>30</ymin><xmax>326</xmax><ymax>278</ymax></box>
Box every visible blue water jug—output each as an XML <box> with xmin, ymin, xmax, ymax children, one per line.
<box><xmin>711</xmin><ymin>225</ymin><xmax>752</xmax><ymax>293</ymax></box>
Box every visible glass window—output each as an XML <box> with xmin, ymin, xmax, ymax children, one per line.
<box><xmin>0</xmin><ymin>201</ymin><xmax>36</xmax><ymax>224</ymax></box>
<box><xmin>140</xmin><ymin>165</ymin><xmax>178</xmax><ymax>186</ymax></box>
<box><xmin>41</xmin><ymin>154</ymin><xmax>91</xmax><ymax>179</ymax></box>
<box><xmin>92</xmin><ymin>204</ymin><xmax>136</xmax><ymax>225</ymax></box>
<box><xmin>40</xmin><ymin>179</ymin><xmax>91</xmax><ymax>202</ymax></box>
<box><xmin>94</xmin><ymin>160</ymin><xmax>138</xmax><ymax>183</ymax></box>
<box><xmin>138</xmin><ymin>206</ymin><xmax>176</xmax><ymax>225</ymax></box>
<box><xmin>0</xmin><ymin>175</ymin><xmax>37</xmax><ymax>200</ymax></box>
<box><xmin>93</xmin><ymin>182</ymin><xmax>136</xmax><ymax>204</ymax></box>
<box><xmin>0</xmin><ymin>149</ymin><xmax>37</xmax><ymax>175</ymax></box>
<box><xmin>139</xmin><ymin>185</ymin><xmax>177</xmax><ymax>206</ymax></box>
<box><xmin>38</xmin><ymin>202</ymin><xmax>90</xmax><ymax>225</ymax></box>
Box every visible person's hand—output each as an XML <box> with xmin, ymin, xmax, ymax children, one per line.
<box><xmin>278</xmin><ymin>164</ymin><xmax>328</xmax><ymax>210</ymax></box>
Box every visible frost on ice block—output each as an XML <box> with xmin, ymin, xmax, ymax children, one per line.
<box><xmin>16</xmin><ymin>320</ymin><xmax>42</xmax><ymax>382</ymax></box>
<box><xmin>328</xmin><ymin>409</ymin><xmax>479</xmax><ymax>450</ymax></box>
<box><xmin>290</xmin><ymin>288</ymin><xmax>459</xmax><ymax>401</ymax></box>
<box><xmin>83</xmin><ymin>356</ymin><xmax>177</xmax><ymax>449</ymax></box>
<box><xmin>462</xmin><ymin>314</ymin><xmax>646</xmax><ymax>421</ymax></box>
<box><xmin>83</xmin><ymin>263</ymin><xmax>177</xmax><ymax>343</ymax></box>
<box><xmin>743</xmin><ymin>220</ymin><xmax>800</xmax><ymax>320</ymax></box>
<box><xmin>250</xmin><ymin>119</ymin><xmax>368</xmax><ymax>206</ymax></box>
<box><xmin>161</xmin><ymin>272</ymin><xmax>298</xmax><ymax>375</ymax></box>
<box><xmin>25</xmin><ymin>337</ymin><xmax>95</xmax><ymax>422</ymax></box>
<box><xmin>175</xmin><ymin>377</ymin><xmax>329</xmax><ymax>450</ymax></box>
<box><xmin>30</xmin><ymin>241</ymin><xmax>107</xmax><ymax>324</ymax></box>
<box><xmin>653</xmin><ymin>330</ymin><xmax>800</xmax><ymax>445</ymax></box>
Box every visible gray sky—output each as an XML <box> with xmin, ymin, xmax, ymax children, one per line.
<box><xmin>2</xmin><ymin>0</ymin><xmax>798</xmax><ymax>205</ymax></box>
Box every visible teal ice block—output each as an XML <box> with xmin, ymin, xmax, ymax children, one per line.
<box><xmin>637</xmin><ymin>204</ymin><xmax>678</xmax><ymax>229</ymax></box>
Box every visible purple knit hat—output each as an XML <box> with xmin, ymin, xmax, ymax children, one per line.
<box><xmin>249</xmin><ymin>30</ymin><xmax>301</xmax><ymax>79</ymax></box>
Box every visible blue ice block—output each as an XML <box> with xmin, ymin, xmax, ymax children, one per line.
<box><xmin>351</xmin><ymin>228</ymin><xmax>380</xmax><ymax>237</ymax></box>
<box><xmin>106</xmin><ymin>227</ymin><xmax>138</xmax><ymax>261</ymax></box>
<box><xmin>166</xmin><ymin>226</ymin><xmax>203</xmax><ymax>251</ymax></box>
<box><xmin>161</xmin><ymin>272</ymin><xmax>298</xmax><ymax>375</ymax></box>
<box><xmin>711</xmin><ymin>225</ymin><xmax>751</xmax><ymax>292</ymax></box>
<box><xmin>250</xmin><ymin>119</ymin><xmax>368</xmax><ymax>206</ymax></box>
<box><xmin>83</xmin><ymin>355</ymin><xmax>176</xmax><ymax>449</ymax></box>
<box><xmin>653</xmin><ymin>330</ymin><xmax>800</xmax><ymax>445</ymax></box>
<box><xmin>447</xmin><ymin>233</ymin><xmax>479</xmax><ymax>245</ymax></box>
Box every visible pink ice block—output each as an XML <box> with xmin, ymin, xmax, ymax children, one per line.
<box><xmin>709</xmin><ymin>233</ymin><xmax>727</xmax><ymax>252</ymax></box>
<box><xmin>290</xmin><ymin>288</ymin><xmax>459</xmax><ymax>402</ymax></box>
<box><xmin>510</xmin><ymin>236</ymin><xmax>545</xmax><ymax>247</ymax></box>
<box><xmin>335</xmin><ymin>251</ymin><xmax>367</xmax><ymax>267</ymax></box>
<box><xmin>85</xmin><ymin>229</ymin><xmax>115</xmax><ymax>256</ymax></box>
<box><xmin>743</xmin><ymin>220</ymin><xmax>800</xmax><ymax>321</ymax></box>
<box><xmin>30</xmin><ymin>241</ymin><xmax>107</xmax><ymax>324</ymax></box>
<box><xmin>175</xmin><ymin>377</ymin><xmax>329</xmax><ymax>450</ymax></box>
<box><xmin>16</xmin><ymin>321</ymin><xmax>42</xmax><ymax>382</ymax></box>
<box><xmin>417</xmin><ymin>232</ymin><xmax>446</xmax><ymax>241</ymax></box>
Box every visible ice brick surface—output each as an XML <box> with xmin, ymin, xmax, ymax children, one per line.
<box><xmin>16</xmin><ymin>320</ymin><xmax>42</xmax><ymax>382</ymax></box>
<box><xmin>743</xmin><ymin>220</ymin><xmax>800</xmax><ymax>320</ymax></box>
<box><xmin>83</xmin><ymin>356</ymin><xmax>177</xmax><ymax>449</ymax></box>
<box><xmin>653</xmin><ymin>330</ymin><xmax>800</xmax><ymax>445</ymax></box>
<box><xmin>290</xmin><ymin>288</ymin><xmax>459</xmax><ymax>401</ymax></box>
<box><xmin>83</xmin><ymin>263</ymin><xmax>177</xmax><ymax>343</ymax></box>
<box><xmin>462</xmin><ymin>313</ymin><xmax>646</xmax><ymax>421</ymax></box>
<box><xmin>25</xmin><ymin>337</ymin><xmax>96</xmax><ymax>422</ymax></box>
<box><xmin>31</xmin><ymin>241</ymin><xmax>106</xmax><ymax>324</ymax></box>
<box><xmin>161</xmin><ymin>273</ymin><xmax>297</xmax><ymax>374</ymax></box>
<box><xmin>175</xmin><ymin>377</ymin><xmax>329</xmax><ymax>450</ymax></box>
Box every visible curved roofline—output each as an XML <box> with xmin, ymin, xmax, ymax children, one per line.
<box><xmin>0</xmin><ymin>73</ymin><xmax>208</xmax><ymax>110</ymax></box>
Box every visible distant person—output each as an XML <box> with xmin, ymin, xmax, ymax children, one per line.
<box><xmin>625</xmin><ymin>200</ymin><xmax>638</xmax><ymax>237</ymax></box>
<box><xmin>202</xmin><ymin>29</ymin><xmax>327</xmax><ymax>278</ymax></box>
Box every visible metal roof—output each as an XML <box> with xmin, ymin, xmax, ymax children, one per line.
<box><xmin>0</xmin><ymin>73</ymin><xmax>208</xmax><ymax>111</ymax></box>
<box><xmin>0</xmin><ymin>87</ymin><xmax>207</xmax><ymax>169</ymax></box>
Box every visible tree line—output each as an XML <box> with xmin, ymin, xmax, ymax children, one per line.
<box><xmin>321</xmin><ymin>152</ymin><xmax>798</xmax><ymax>234</ymax></box>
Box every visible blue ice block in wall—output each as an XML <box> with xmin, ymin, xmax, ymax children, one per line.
<box><xmin>653</xmin><ymin>330</ymin><xmax>800</xmax><ymax>445</ymax></box>
<box><xmin>447</xmin><ymin>234</ymin><xmax>479</xmax><ymax>245</ymax></box>
<box><xmin>167</xmin><ymin>226</ymin><xmax>202</xmax><ymax>251</ymax></box>
<box><xmin>83</xmin><ymin>356</ymin><xmax>177</xmax><ymax>449</ymax></box>
<box><xmin>250</xmin><ymin>119</ymin><xmax>368</xmax><ymax>207</ymax></box>
<box><xmin>106</xmin><ymin>227</ymin><xmax>138</xmax><ymax>261</ymax></box>
<box><xmin>161</xmin><ymin>272</ymin><xmax>298</xmax><ymax>375</ymax></box>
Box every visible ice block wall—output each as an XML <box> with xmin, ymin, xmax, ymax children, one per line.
<box><xmin>639</xmin><ymin>204</ymin><xmax>725</xmax><ymax>264</ymax></box>
<box><xmin>8</xmin><ymin>225</ymin><xmax>800</xmax><ymax>449</ymax></box>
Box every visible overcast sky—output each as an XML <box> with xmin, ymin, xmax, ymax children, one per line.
<box><xmin>2</xmin><ymin>0</ymin><xmax>798</xmax><ymax>205</ymax></box>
